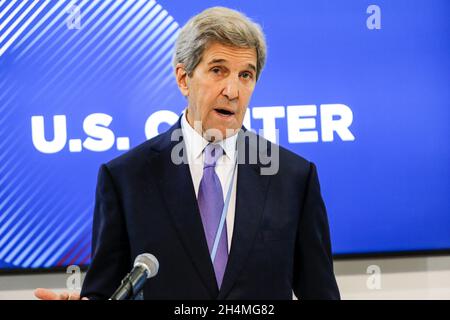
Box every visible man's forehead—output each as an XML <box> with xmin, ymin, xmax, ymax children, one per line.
<box><xmin>203</xmin><ymin>43</ymin><xmax>257</xmax><ymax>69</ymax></box>
<box><xmin>207</xmin><ymin>58</ymin><xmax>257</xmax><ymax>72</ymax></box>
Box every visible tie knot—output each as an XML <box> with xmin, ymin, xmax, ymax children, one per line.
<box><xmin>204</xmin><ymin>143</ymin><xmax>223</xmax><ymax>168</ymax></box>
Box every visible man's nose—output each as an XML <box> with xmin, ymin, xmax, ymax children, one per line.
<box><xmin>222</xmin><ymin>78</ymin><xmax>239</xmax><ymax>101</ymax></box>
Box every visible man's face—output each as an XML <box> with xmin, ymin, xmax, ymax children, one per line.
<box><xmin>176</xmin><ymin>42</ymin><xmax>258</xmax><ymax>141</ymax></box>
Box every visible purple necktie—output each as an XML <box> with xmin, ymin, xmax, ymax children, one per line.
<box><xmin>198</xmin><ymin>143</ymin><xmax>228</xmax><ymax>288</ymax></box>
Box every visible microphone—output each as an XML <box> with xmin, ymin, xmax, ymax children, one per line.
<box><xmin>110</xmin><ymin>253</ymin><xmax>159</xmax><ymax>300</ymax></box>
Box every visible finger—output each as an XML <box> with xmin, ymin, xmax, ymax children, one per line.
<box><xmin>68</xmin><ymin>292</ymin><xmax>81</xmax><ymax>300</ymax></box>
<box><xmin>34</xmin><ymin>288</ymin><xmax>60</xmax><ymax>300</ymax></box>
<box><xmin>59</xmin><ymin>292</ymin><xmax>69</xmax><ymax>300</ymax></box>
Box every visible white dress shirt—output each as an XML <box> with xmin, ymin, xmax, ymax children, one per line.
<box><xmin>181</xmin><ymin>110</ymin><xmax>238</xmax><ymax>253</ymax></box>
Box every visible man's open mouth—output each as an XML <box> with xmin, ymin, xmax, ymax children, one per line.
<box><xmin>214</xmin><ymin>108</ymin><xmax>235</xmax><ymax>116</ymax></box>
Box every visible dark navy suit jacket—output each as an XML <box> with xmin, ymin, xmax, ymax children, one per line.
<box><xmin>80</xmin><ymin>118</ymin><xmax>340</xmax><ymax>300</ymax></box>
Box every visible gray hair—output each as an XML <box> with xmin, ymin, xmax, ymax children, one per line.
<box><xmin>173</xmin><ymin>7</ymin><xmax>267</xmax><ymax>81</ymax></box>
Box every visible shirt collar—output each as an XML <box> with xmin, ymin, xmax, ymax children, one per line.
<box><xmin>181</xmin><ymin>109</ymin><xmax>238</xmax><ymax>162</ymax></box>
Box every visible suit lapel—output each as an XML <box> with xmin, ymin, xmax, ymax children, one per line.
<box><xmin>217</xmin><ymin>132</ymin><xmax>271</xmax><ymax>299</ymax></box>
<box><xmin>151</xmin><ymin>122</ymin><xmax>219</xmax><ymax>298</ymax></box>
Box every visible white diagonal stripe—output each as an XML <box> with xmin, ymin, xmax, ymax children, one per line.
<box><xmin>120</xmin><ymin>18</ymin><xmax>177</xmax><ymax>89</ymax></box>
<box><xmin>42</xmin><ymin>212</ymin><xmax>92</xmax><ymax>267</ymax></box>
<box><xmin>131</xmin><ymin>26</ymin><xmax>178</xmax><ymax>83</ymax></box>
<box><xmin>71</xmin><ymin>0</ymin><xmax>156</xmax><ymax>75</ymax></box>
<box><xmin>133</xmin><ymin>56</ymin><xmax>174</xmax><ymax>105</ymax></box>
<box><xmin>56</xmin><ymin>0</ymin><xmax>158</xmax><ymax>95</ymax></box>
<box><xmin>0</xmin><ymin>173</ymin><xmax>64</xmax><ymax>257</ymax></box>
<box><xmin>37</xmin><ymin>0</ymin><xmax>122</xmax><ymax>73</ymax></box>
<box><xmin>4</xmin><ymin>196</ymin><xmax>75</xmax><ymax>263</ymax></box>
<box><xmin>59</xmin><ymin>4</ymin><xmax>166</xmax><ymax>98</ymax></box>
<box><xmin>17</xmin><ymin>0</ymin><xmax>90</xmax><ymax>60</ymax></box>
<box><xmin>13</xmin><ymin>0</ymin><xmax>66</xmax><ymax>52</ymax></box>
<box><xmin>0</xmin><ymin>166</ymin><xmax>53</xmax><ymax>246</ymax></box>
<box><xmin>0</xmin><ymin>98</ymin><xmax>22</xmax><ymax>127</ymax></box>
<box><xmin>0</xmin><ymin>0</ymin><xmax>23</xmax><ymax>28</ymax></box>
<box><xmin>0</xmin><ymin>115</ymin><xmax>22</xmax><ymax>141</ymax></box>
<box><xmin>0</xmin><ymin>154</ymin><xmax>43</xmax><ymax>220</ymax></box>
<box><xmin>12</xmin><ymin>197</ymin><xmax>81</xmax><ymax>266</ymax></box>
<box><xmin>142</xmin><ymin>57</ymin><xmax>174</xmax><ymax>94</ymax></box>
<box><xmin>38</xmin><ymin>0</ymin><xmax>136</xmax><ymax>85</ymax></box>
<box><xmin>0</xmin><ymin>0</ymin><xmax>37</xmax><ymax>43</ymax></box>
<box><xmin>0</xmin><ymin>178</ymin><xmax>62</xmax><ymax>258</ymax></box>
<box><xmin>0</xmin><ymin>85</ymin><xmax>18</xmax><ymax>112</ymax></box>
<box><xmin>0</xmin><ymin>206</ymin><xmax>43</xmax><ymax>259</ymax></box>
<box><xmin>27</xmin><ymin>205</ymin><xmax>90</xmax><ymax>268</ymax></box>
<box><xmin>0</xmin><ymin>137</ymin><xmax>25</xmax><ymax>189</ymax></box>
<box><xmin>111</xmin><ymin>12</ymin><xmax>172</xmax><ymax>88</ymax></box>
<box><xmin>0</xmin><ymin>0</ymin><xmax>50</xmax><ymax>57</ymax></box>
<box><xmin>124</xmin><ymin>12</ymin><xmax>172</xmax><ymax>70</ymax></box>
<box><xmin>0</xmin><ymin>158</ymin><xmax>25</xmax><ymax>200</ymax></box>
<box><xmin>90</xmin><ymin>3</ymin><xmax>162</xmax><ymax>74</ymax></box>
<box><xmin>14</xmin><ymin>196</ymin><xmax>83</xmax><ymax>266</ymax></box>
<box><xmin>0</xmin><ymin>0</ymin><xmax>17</xmax><ymax>20</ymax></box>
<box><xmin>55</xmin><ymin>232</ymin><xmax>92</xmax><ymax>266</ymax></box>
<box><xmin>30</xmin><ymin>0</ymin><xmax>125</xmax><ymax>97</ymax></box>
<box><xmin>25</xmin><ymin>0</ymin><xmax>101</xmax><ymax>61</ymax></box>
<box><xmin>0</xmin><ymin>126</ymin><xmax>25</xmax><ymax>168</ymax></box>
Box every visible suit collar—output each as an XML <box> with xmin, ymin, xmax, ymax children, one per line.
<box><xmin>180</xmin><ymin>110</ymin><xmax>239</xmax><ymax>163</ymax></box>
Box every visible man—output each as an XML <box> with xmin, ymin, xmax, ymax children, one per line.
<box><xmin>35</xmin><ymin>6</ymin><xmax>340</xmax><ymax>300</ymax></box>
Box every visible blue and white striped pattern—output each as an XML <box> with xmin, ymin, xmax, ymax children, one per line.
<box><xmin>0</xmin><ymin>0</ymin><xmax>181</xmax><ymax>269</ymax></box>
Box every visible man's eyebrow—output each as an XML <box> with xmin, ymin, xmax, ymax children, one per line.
<box><xmin>208</xmin><ymin>59</ymin><xmax>257</xmax><ymax>73</ymax></box>
<box><xmin>208</xmin><ymin>59</ymin><xmax>227</xmax><ymax>65</ymax></box>
<box><xmin>247</xmin><ymin>63</ymin><xmax>257</xmax><ymax>72</ymax></box>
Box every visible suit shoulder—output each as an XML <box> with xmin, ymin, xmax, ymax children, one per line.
<box><xmin>277</xmin><ymin>143</ymin><xmax>311</xmax><ymax>168</ymax></box>
<box><xmin>273</xmin><ymin>144</ymin><xmax>312</xmax><ymax>182</ymax></box>
<box><xmin>104</xmin><ymin>130</ymin><xmax>169</xmax><ymax>173</ymax></box>
<box><xmin>241</xmin><ymin>130</ymin><xmax>312</xmax><ymax>180</ymax></box>
<box><xmin>249</xmin><ymin>131</ymin><xmax>311</xmax><ymax>171</ymax></box>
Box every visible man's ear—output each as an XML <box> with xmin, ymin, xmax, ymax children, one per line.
<box><xmin>175</xmin><ymin>63</ymin><xmax>189</xmax><ymax>97</ymax></box>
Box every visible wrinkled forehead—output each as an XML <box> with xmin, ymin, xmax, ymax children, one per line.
<box><xmin>201</xmin><ymin>42</ymin><xmax>258</xmax><ymax>71</ymax></box>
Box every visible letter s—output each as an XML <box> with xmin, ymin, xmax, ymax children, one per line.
<box><xmin>83</xmin><ymin>113</ymin><xmax>115</xmax><ymax>152</ymax></box>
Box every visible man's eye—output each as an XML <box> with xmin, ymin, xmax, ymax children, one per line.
<box><xmin>240</xmin><ymin>72</ymin><xmax>253</xmax><ymax>80</ymax></box>
<box><xmin>211</xmin><ymin>67</ymin><xmax>221</xmax><ymax>74</ymax></box>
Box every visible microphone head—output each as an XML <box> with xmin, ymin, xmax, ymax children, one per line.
<box><xmin>134</xmin><ymin>253</ymin><xmax>159</xmax><ymax>279</ymax></box>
